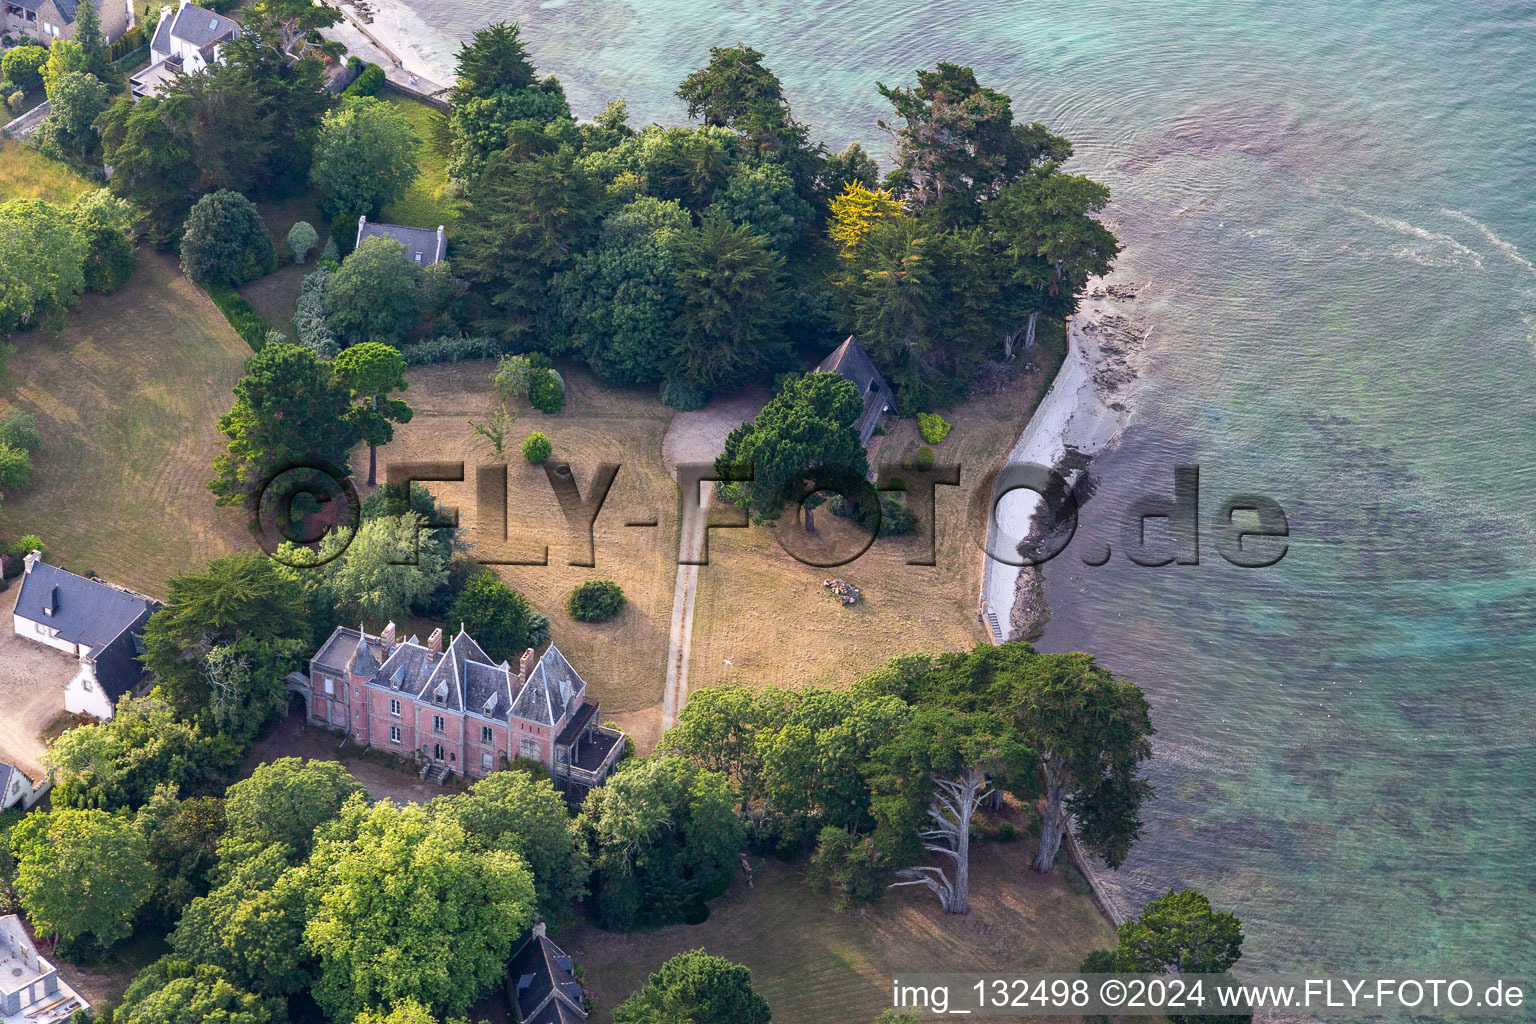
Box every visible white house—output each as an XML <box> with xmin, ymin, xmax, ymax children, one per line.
<box><xmin>128</xmin><ymin>0</ymin><xmax>240</xmax><ymax>99</ymax></box>
<box><xmin>12</xmin><ymin>553</ymin><xmax>160</xmax><ymax>720</ymax></box>
<box><xmin>0</xmin><ymin>763</ymin><xmax>44</xmax><ymax>812</ymax></box>
<box><xmin>0</xmin><ymin>915</ymin><xmax>87</xmax><ymax>1024</ymax></box>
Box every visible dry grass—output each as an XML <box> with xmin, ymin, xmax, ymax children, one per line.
<box><xmin>559</xmin><ymin>802</ymin><xmax>1115</xmax><ymax>1024</ymax></box>
<box><xmin>374</xmin><ymin>360</ymin><xmax>678</xmax><ymax>716</ymax></box>
<box><xmin>686</xmin><ymin>358</ymin><xmax>1061</xmax><ymax>696</ymax></box>
<box><xmin>0</xmin><ymin>139</ymin><xmax>94</xmax><ymax>205</ymax></box>
<box><xmin>0</xmin><ymin>250</ymin><xmax>252</xmax><ymax>597</ymax></box>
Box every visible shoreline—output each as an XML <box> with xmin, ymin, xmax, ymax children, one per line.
<box><xmin>979</xmin><ymin>279</ymin><xmax>1148</xmax><ymax>643</ymax></box>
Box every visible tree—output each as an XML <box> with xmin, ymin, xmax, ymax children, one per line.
<box><xmin>11</xmin><ymin>808</ymin><xmax>156</xmax><ymax>948</ymax></box>
<box><xmin>0</xmin><ymin>411</ymin><xmax>41</xmax><ymax>453</ymax></box>
<box><xmin>72</xmin><ymin>188</ymin><xmax>139</xmax><ymax>293</ymax></box>
<box><xmin>876</xmin><ymin>63</ymin><xmax>1071</xmax><ymax>218</ymax></box>
<box><xmin>353</xmin><ymin>1000</ymin><xmax>441</xmax><ymax>1024</ymax></box>
<box><xmin>0</xmin><ymin>442</ymin><xmax>31</xmax><ymax>495</ymax></box>
<box><xmin>658</xmin><ymin>685</ymin><xmax>782</xmax><ymax>811</ymax></box>
<box><xmin>317</xmin><ymin>512</ymin><xmax>450</xmax><ymax>624</ymax></box>
<box><xmin>875</xmin><ymin>708</ymin><xmax>1034</xmax><ymax>914</ymax></box>
<box><xmin>311</xmin><ymin>97</ymin><xmax>421</xmax><ymax>220</ymax></box>
<box><xmin>470</xmin><ymin>400</ymin><xmax>516</xmax><ymax>457</ymax></box>
<box><xmin>181</xmin><ymin>190</ymin><xmax>274</xmax><ymax>286</ymax></box>
<box><xmin>715</xmin><ymin>372</ymin><xmax>867</xmax><ymax>522</ymax></box>
<box><xmin>333</xmin><ymin>341</ymin><xmax>413</xmax><ymax>487</ymax></box>
<box><xmin>820</xmin><ymin>141</ymin><xmax>881</xmax><ymax>193</ymax></box>
<box><xmin>96</xmin><ymin>95</ymin><xmax>199</xmax><ymax>247</ymax></box>
<box><xmin>1112</xmin><ymin>888</ymin><xmax>1244</xmax><ymax>974</ymax></box>
<box><xmin>567</xmin><ymin>579</ymin><xmax>624</xmax><ymax>622</ymax></box>
<box><xmin>445</xmin><ymin>22</ymin><xmax>574</xmax><ymax>183</ymax></box>
<box><xmin>828</xmin><ymin>181</ymin><xmax>904</xmax><ymax>258</ymax></box>
<box><xmin>170</xmin><ymin>845</ymin><xmax>313</xmax><ymax>997</ymax></box>
<box><xmin>577</xmin><ymin>756</ymin><xmax>744</xmax><ymax>930</ymax></box>
<box><xmin>118</xmin><ymin>958</ymin><xmax>277</xmax><ymax>1024</ymax></box>
<box><xmin>437</xmin><ymin>770</ymin><xmax>589</xmax><ymax>926</ymax></box>
<box><xmin>219</xmin><ymin>758</ymin><xmax>365</xmax><ymax>867</ymax></box>
<box><xmin>40</xmin><ymin>40</ymin><xmax>90</xmax><ymax>91</ymax></box>
<box><xmin>552</xmin><ymin>196</ymin><xmax>688</xmax><ymax>386</ymax></box>
<box><xmin>287</xmin><ymin>220</ymin><xmax>318</xmax><ymax>263</ymax></box>
<box><xmin>444</xmin><ymin>572</ymin><xmax>537</xmax><ymax>664</ymax></box>
<box><xmin>455</xmin><ymin>148</ymin><xmax>605</xmax><ymax>346</ymax></box>
<box><xmin>209</xmin><ymin>342</ymin><xmax>358</xmax><ymax>508</ymax></box>
<box><xmin>305</xmin><ymin>799</ymin><xmax>537</xmax><ymax>1019</ymax></box>
<box><xmin>716</xmin><ymin>161</ymin><xmax>813</xmax><ymax>252</ymax></box>
<box><xmin>676</xmin><ymin>44</ymin><xmax>817</xmax><ymax>180</ymax></box>
<box><xmin>669</xmin><ymin>210</ymin><xmax>788</xmax><ymax>391</ymax></box>
<box><xmin>71</xmin><ymin>0</ymin><xmax>112</xmax><ymax>80</ymax></box>
<box><xmin>1</xmin><ymin>46</ymin><xmax>47</xmax><ymax>94</ymax></box>
<box><xmin>324</xmin><ymin>236</ymin><xmax>424</xmax><ymax>348</ymax></box>
<box><xmin>0</xmin><ymin>198</ymin><xmax>86</xmax><ymax>331</ymax></box>
<box><xmin>613</xmin><ymin>950</ymin><xmax>771</xmax><ymax>1024</ymax></box>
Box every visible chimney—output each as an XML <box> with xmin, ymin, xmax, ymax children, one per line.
<box><xmin>518</xmin><ymin>647</ymin><xmax>536</xmax><ymax>683</ymax></box>
<box><xmin>531</xmin><ymin>921</ymin><xmax>546</xmax><ymax>939</ymax></box>
<box><xmin>356</xmin><ymin>214</ymin><xmax>367</xmax><ymax>252</ymax></box>
<box><xmin>381</xmin><ymin>620</ymin><xmax>397</xmax><ymax>649</ymax></box>
<box><xmin>427</xmin><ymin>628</ymin><xmax>443</xmax><ymax>655</ymax></box>
<box><xmin>436</xmin><ymin>225</ymin><xmax>446</xmax><ymax>263</ymax></box>
<box><xmin>23</xmin><ymin>550</ymin><xmax>40</xmax><ymax>575</ymax></box>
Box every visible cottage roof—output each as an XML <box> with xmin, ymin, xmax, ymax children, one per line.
<box><xmin>356</xmin><ymin>217</ymin><xmax>447</xmax><ymax>266</ymax></box>
<box><xmin>0</xmin><ymin>764</ymin><xmax>12</xmax><ymax>799</ymax></box>
<box><xmin>166</xmin><ymin>2</ymin><xmax>239</xmax><ymax>49</ymax></box>
<box><xmin>815</xmin><ymin>335</ymin><xmax>897</xmax><ymax>441</ymax></box>
<box><xmin>509</xmin><ymin>933</ymin><xmax>585</xmax><ymax>1024</ymax></box>
<box><xmin>14</xmin><ymin>562</ymin><xmax>159</xmax><ymax>655</ymax></box>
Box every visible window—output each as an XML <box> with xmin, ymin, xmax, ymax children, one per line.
<box><xmin>323</xmin><ymin>677</ymin><xmax>334</xmax><ymax>696</ymax></box>
<box><xmin>519</xmin><ymin>738</ymin><xmax>540</xmax><ymax>761</ymax></box>
<box><xmin>82</xmin><ymin>677</ymin><xmax>93</xmax><ymax>692</ymax></box>
<box><xmin>433</xmin><ymin>743</ymin><xmax>444</xmax><ymax>761</ymax></box>
<box><xmin>481</xmin><ymin>752</ymin><xmax>492</xmax><ymax>770</ymax></box>
<box><xmin>390</xmin><ymin>726</ymin><xmax>401</xmax><ymax>744</ymax></box>
<box><xmin>481</xmin><ymin>726</ymin><xmax>493</xmax><ymax>743</ymax></box>
<box><xmin>389</xmin><ymin>698</ymin><xmax>401</xmax><ymax>717</ymax></box>
<box><xmin>433</xmin><ymin>715</ymin><xmax>445</xmax><ymax>733</ymax></box>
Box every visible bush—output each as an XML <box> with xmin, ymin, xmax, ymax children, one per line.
<box><xmin>829</xmin><ymin>491</ymin><xmax>918</xmax><ymax>537</ymax></box>
<box><xmin>660</xmin><ymin>376</ymin><xmax>706</xmax><ymax>412</ymax></box>
<box><xmin>914</xmin><ymin>445</ymin><xmax>935</xmax><ymax>471</ymax></box>
<box><xmin>342</xmin><ymin>63</ymin><xmax>385</xmax><ymax>99</ymax></box>
<box><xmin>1</xmin><ymin>46</ymin><xmax>47</xmax><ymax>94</ymax></box>
<box><xmin>329</xmin><ymin>211</ymin><xmax>357</xmax><ymax>256</ymax></box>
<box><xmin>293</xmin><ymin>267</ymin><xmax>339</xmax><ymax>358</ymax></box>
<box><xmin>917</xmin><ymin>412</ymin><xmax>951</xmax><ymax>445</ymax></box>
<box><xmin>206</xmin><ymin>284</ymin><xmax>272</xmax><ymax>351</ymax></box>
<box><xmin>286</xmin><ymin>221</ymin><xmax>318</xmax><ymax>263</ymax></box>
<box><xmin>5</xmin><ymin>91</ymin><xmax>22</xmax><ymax>116</ymax></box>
<box><xmin>8</xmin><ymin>535</ymin><xmax>43</xmax><ymax>557</ymax></box>
<box><xmin>527</xmin><ymin>611</ymin><xmax>550</xmax><ymax>647</ymax></box>
<box><xmin>528</xmin><ymin>368</ymin><xmax>564</xmax><ymax>413</ymax></box>
<box><xmin>0</xmin><ymin>411</ymin><xmax>40</xmax><ymax>453</ymax></box>
<box><xmin>180</xmin><ymin>190</ymin><xmax>274</xmax><ymax>287</ymax></box>
<box><xmin>567</xmin><ymin>579</ymin><xmax>624</xmax><ymax>622</ymax></box>
<box><xmin>398</xmin><ymin>334</ymin><xmax>508</xmax><ymax>366</ymax></box>
<box><xmin>521</xmin><ymin>431</ymin><xmax>551</xmax><ymax>465</ymax></box>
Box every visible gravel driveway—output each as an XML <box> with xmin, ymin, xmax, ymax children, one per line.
<box><xmin>0</xmin><ymin>586</ymin><xmax>77</xmax><ymax>779</ymax></box>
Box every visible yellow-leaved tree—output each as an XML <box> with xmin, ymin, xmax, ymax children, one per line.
<box><xmin>827</xmin><ymin>182</ymin><xmax>904</xmax><ymax>258</ymax></box>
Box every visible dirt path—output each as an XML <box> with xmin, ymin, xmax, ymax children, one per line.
<box><xmin>658</xmin><ymin>392</ymin><xmax>765</xmax><ymax>729</ymax></box>
<box><xmin>0</xmin><ymin>587</ymin><xmax>79</xmax><ymax>779</ymax></box>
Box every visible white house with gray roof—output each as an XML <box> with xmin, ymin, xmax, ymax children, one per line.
<box><xmin>129</xmin><ymin>0</ymin><xmax>240</xmax><ymax>99</ymax></box>
<box><xmin>11</xmin><ymin>553</ymin><xmax>161</xmax><ymax>720</ymax></box>
<box><xmin>299</xmin><ymin>621</ymin><xmax>623</xmax><ymax>796</ymax></box>
<box><xmin>0</xmin><ymin>763</ymin><xmax>43</xmax><ymax>813</ymax></box>
<box><xmin>355</xmin><ymin>216</ymin><xmax>447</xmax><ymax>266</ymax></box>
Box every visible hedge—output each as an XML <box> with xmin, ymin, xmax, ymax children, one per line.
<box><xmin>342</xmin><ymin>63</ymin><xmax>386</xmax><ymax>99</ymax></box>
<box><xmin>106</xmin><ymin>26</ymin><xmax>145</xmax><ymax>63</ymax></box>
<box><xmin>397</xmin><ymin>334</ymin><xmax>511</xmax><ymax>366</ymax></box>
<box><xmin>111</xmin><ymin>45</ymin><xmax>151</xmax><ymax>71</ymax></box>
<box><xmin>206</xmin><ymin>284</ymin><xmax>274</xmax><ymax>351</ymax></box>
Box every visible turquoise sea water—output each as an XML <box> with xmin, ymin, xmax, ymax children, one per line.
<box><xmin>400</xmin><ymin>0</ymin><xmax>1536</xmax><ymax>980</ymax></box>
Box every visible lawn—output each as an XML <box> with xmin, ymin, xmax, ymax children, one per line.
<box><xmin>558</xmin><ymin>799</ymin><xmax>1115</xmax><ymax>1024</ymax></box>
<box><xmin>372</xmin><ymin>360</ymin><xmax>679</xmax><ymax>733</ymax></box>
<box><xmin>686</xmin><ymin>326</ymin><xmax>1067</xmax><ymax>696</ymax></box>
<box><xmin>380</xmin><ymin>93</ymin><xmax>459</xmax><ymax>229</ymax></box>
<box><xmin>241</xmin><ymin>193</ymin><xmax>330</xmax><ymax>342</ymax></box>
<box><xmin>0</xmin><ymin>138</ymin><xmax>94</xmax><ymax>204</ymax></box>
<box><xmin>0</xmin><ymin>250</ymin><xmax>252</xmax><ymax>597</ymax></box>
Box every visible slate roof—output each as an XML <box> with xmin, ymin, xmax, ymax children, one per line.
<box><xmin>356</xmin><ymin>217</ymin><xmax>447</xmax><ymax>266</ymax></box>
<box><xmin>14</xmin><ymin>563</ymin><xmax>158</xmax><ymax>654</ymax></box>
<box><xmin>312</xmin><ymin>626</ymin><xmax>387</xmax><ymax>674</ymax></box>
<box><xmin>0</xmin><ymin>764</ymin><xmax>12</xmax><ymax>801</ymax></box>
<box><xmin>509</xmin><ymin>934</ymin><xmax>585</xmax><ymax>1024</ymax></box>
<box><xmin>512</xmin><ymin>646</ymin><xmax>584</xmax><ymax>727</ymax></box>
<box><xmin>815</xmin><ymin>335</ymin><xmax>897</xmax><ymax>442</ymax></box>
<box><xmin>151</xmin><ymin>2</ymin><xmax>239</xmax><ymax>53</ymax></box>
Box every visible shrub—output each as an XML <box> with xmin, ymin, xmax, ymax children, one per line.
<box><xmin>206</xmin><ymin>284</ymin><xmax>272</xmax><ymax>351</ymax></box>
<box><xmin>8</xmin><ymin>535</ymin><xmax>43</xmax><ymax>557</ymax></box>
<box><xmin>829</xmin><ymin>491</ymin><xmax>918</xmax><ymax>537</ymax></box>
<box><xmin>319</xmin><ymin>236</ymin><xmax>340</xmax><ymax>264</ymax></box>
<box><xmin>342</xmin><ymin>63</ymin><xmax>386</xmax><ymax>99</ymax></box>
<box><xmin>5</xmin><ymin>91</ymin><xmax>22</xmax><ymax>116</ymax></box>
<box><xmin>660</xmin><ymin>376</ymin><xmax>706</xmax><ymax>412</ymax></box>
<box><xmin>286</xmin><ymin>220</ymin><xmax>318</xmax><ymax>263</ymax></box>
<box><xmin>2</xmin><ymin>46</ymin><xmax>47</xmax><ymax>94</ymax></box>
<box><xmin>914</xmin><ymin>445</ymin><xmax>935</xmax><ymax>471</ymax></box>
<box><xmin>0</xmin><ymin>411</ymin><xmax>40</xmax><ymax>453</ymax></box>
<box><xmin>567</xmin><ymin>579</ymin><xmax>624</xmax><ymax>622</ymax></box>
<box><xmin>180</xmin><ymin>190</ymin><xmax>273</xmax><ymax>287</ymax></box>
<box><xmin>528</xmin><ymin>368</ymin><xmax>564</xmax><ymax>413</ymax></box>
<box><xmin>527</xmin><ymin>611</ymin><xmax>550</xmax><ymax>647</ymax></box>
<box><xmin>917</xmin><ymin>412</ymin><xmax>951</xmax><ymax>445</ymax></box>
<box><xmin>398</xmin><ymin>334</ymin><xmax>507</xmax><ymax>366</ymax></box>
<box><xmin>521</xmin><ymin>431</ymin><xmax>551</xmax><ymax>465</ymax></box>
<box><xmin>294</xmin><ymin>267</ymin><xmax>339</xmax><ymax>358</ymax></box>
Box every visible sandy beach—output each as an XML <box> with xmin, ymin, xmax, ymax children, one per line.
<box><xmin>323</xmin><ymin>2</ymin><xmax>460</xmax><ymax>88</ymax></box>
<box><xmin>980</xmin><ymin>282</ymin><xmax>1147</xmax><ymax>641</ymax></box>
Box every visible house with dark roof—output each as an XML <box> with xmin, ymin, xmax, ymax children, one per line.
<box><xmin>129</xmin><ymin>0</ymin><xmax>240</xmax><ymax>99</ymax></box>
<box><xmin>11</xmin><ymin>553</ymin><xmax>160</xmax><ymax>720</ymax></box>
<box><xmin>0</xmin><ymin>0</ymin><xmax>128</xmax><ymax>47</ymax></box>
<box><xmin>355</xmin><ymin>216</ymin><xmax>448</xmax><ymax>266</ymax></box>
<box><xmin>508</xmin><ymin>924</ymin><xmax>587</xmax><ymax>1024</ymax></box>
<box><xmin>816</xmin><ymin>335</ymin><xmax>898</xmax><ymax>445</ymax></box>
<box><xmin>300</xmin><ymin>621</ymin><xmax>624</xmax><ymax>797</ymax></box>
<box><xmin>0</xmin><ymin>762</ymin><xmax>43</xmax><ymax>812</ymax></box>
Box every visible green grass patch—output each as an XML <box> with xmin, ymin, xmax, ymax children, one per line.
<box><xmin>0</xmin><ymin>139</ymin><xmax>94</xmax><ymax>205</ymax></box>
<box><xmin>206</xmin><ymin>283</ymin><xmax>274</xmax><ymax>351</ymax></box>
<box><xmin>381</xmin><ymin>93</ymin><xmax>459</xmax><ymax>229</ymax></box>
